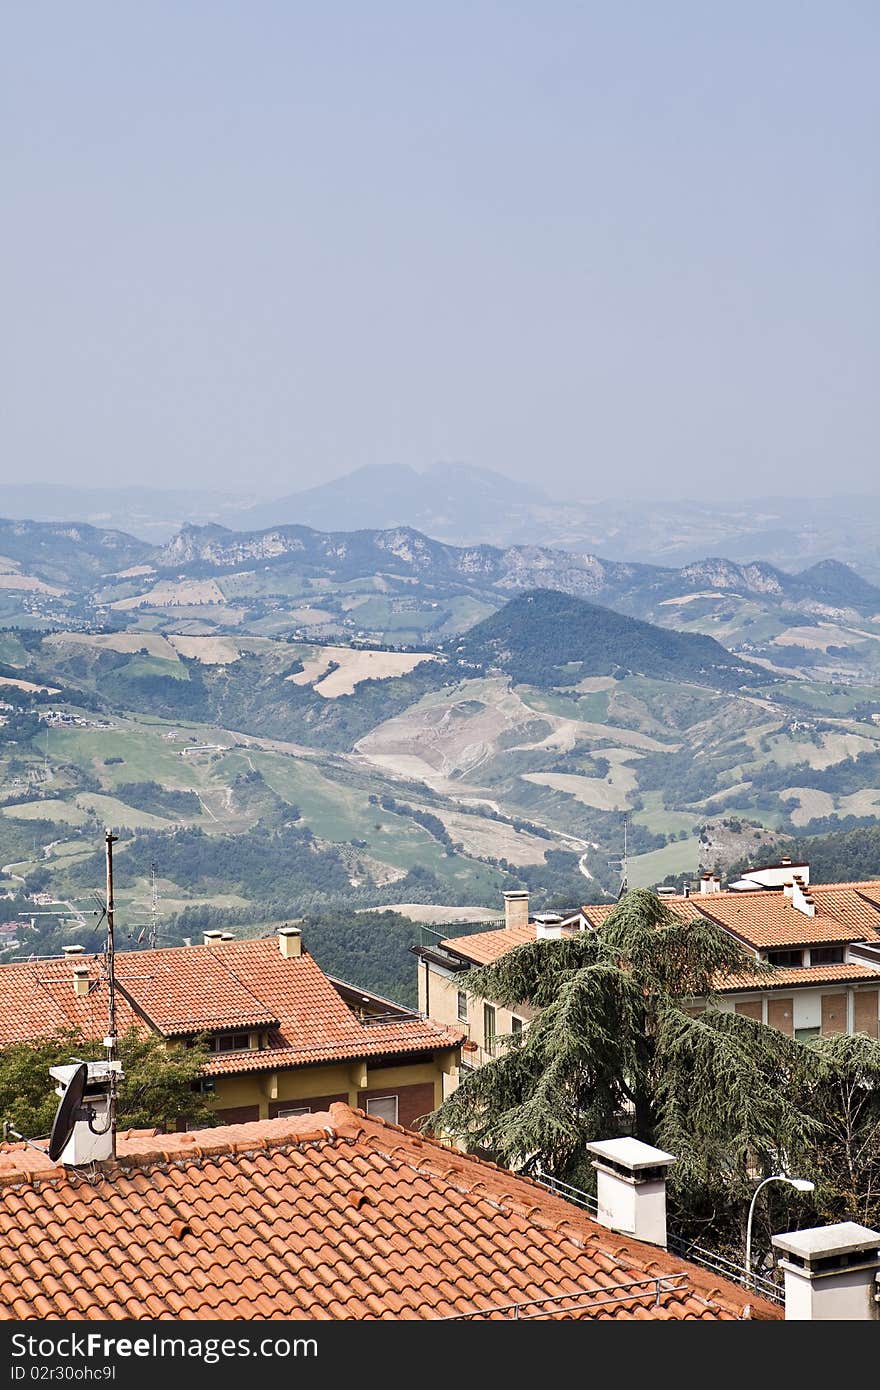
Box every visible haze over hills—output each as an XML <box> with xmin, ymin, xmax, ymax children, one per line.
<box><xmin>4</xmin><ymin>512</ymin><xmax>880</xmax><ymax>686</ymax></box>
<box><xmin>238</xmin><ymin>463</ymin><xmax>553</xmax><ymax>536</ymax></box>
<box><xmin>3</xmin><ymin>466</ymin><xmax>880</xmax><ymax>580</ymax></box>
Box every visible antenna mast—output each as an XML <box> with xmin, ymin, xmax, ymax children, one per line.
<box><xmin>104</xmin><ymin>828</ymin><xmax>119</xmax><ymax>1159</ymax></box>
<box><xmin>607</xmin><ymin>812</ymin><xmax>629</xmax><ymax>901</ymax></box>
<box><xmin>148</xmin><ymin>858</ymin><xmax>159</xmax><ymax>948</ymax></box>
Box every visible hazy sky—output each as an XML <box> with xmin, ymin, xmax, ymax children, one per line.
<box><xmin>2</xmin><ymin>3</ymin><xmax>877</xmax><ymax>502</ymax></box>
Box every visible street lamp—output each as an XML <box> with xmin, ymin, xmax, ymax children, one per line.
<box><xmin>745</xmin><ymin>1174</ymin><xmax>815</xmax><ymax>1289</ymax></box>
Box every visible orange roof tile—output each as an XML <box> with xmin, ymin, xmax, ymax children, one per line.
<box><xmin>443</xmin><ymin>879</ymin><xmax>880</xmax><ymax>970</ymax></box>
<box><xmin>0</xmin><ymin>939</ymin><xmax>460</xmax><ymax>1072</ymax></box>
<box><xmin>440</xmin><ymin>923</ymin><xmax>535</xmax><ymax>965</ymax></box>
<box><xmin>588</xmin><ymin>881</ymin><xmax>880</xmax><ymax>950</ymax></box>
<box><xmin>715</xmin><ymin>963</ymin><xmax>880</xmax><ymax>992</ymax></box>
<box><xmin>696</xmin><ymin>896</ymin><xmax>868</xmax><ymax>949</ymax></box>
<box><xmin>0</xmin><ymin>1105</ymin><xmax>779</xmax><ymax>1321</ymax></box>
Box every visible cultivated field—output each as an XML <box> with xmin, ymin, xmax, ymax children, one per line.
<box><xmin>111</xmin><ymin>579</ymin><xmax>226</xmax><ymax>609</ymax></box>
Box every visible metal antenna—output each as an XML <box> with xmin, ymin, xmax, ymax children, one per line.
<box><xmin>607</xmin><ymin>812</ymin><xmax>629</xmax><ymax>901</ymax></box>
<box><xmin>104</xmin><ymin>828</ymin><xmax>119</xmax><ymax>1159</ymax></box>
<box><xmin>148</xmin><ymin>859</ymin><xmax>159</xmax><ymax>949</ymax></box>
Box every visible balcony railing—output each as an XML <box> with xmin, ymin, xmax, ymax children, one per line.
<box><xmin>527</xmin><ymin>1173</ymin><xmax>783</xmax><ymax>1305</ymax></box>
<box><xmin>666</xmin><ymin>1234</ymin><xmax>783</xmax><ymax>1304</ymax></box>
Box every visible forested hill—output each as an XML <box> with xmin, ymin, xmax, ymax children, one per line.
<box><xmin>741</xmin><ymin>824</ymin><xmax>880</xmax><ymax>887</ymax></box>
<box><xmin>448</xmin><ymin>588</ymin><xmax>766</xmax><ymax>690</ymax></box>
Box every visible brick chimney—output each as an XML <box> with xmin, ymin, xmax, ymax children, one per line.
<box><xmin>503</xmin><ymin>890</ymin><xmax>529</xmax><ymax>931</ymax></box>
<box><xmin>203</xmin><ymin>930</ymin><xmax>224</xmax><ymax>947</ymax></box>
<box><xmin>586</xmin><ymin>1137</ymin><xmax>676</xmax><ymax>1249</ymax></box>
<box><xmin>772</xmin><ymin>1223</ymin><xmax>880</xmax><ymax>1320</ymax></box>
<box><xmin>72</xmin><ymin>966</ymin><xmax>90</xmax><ymax>998</ymax></box>
<box><xmin>278</xmin><ymin>924</ymin><xmax>303</xmax><ymax>958</ymax></box>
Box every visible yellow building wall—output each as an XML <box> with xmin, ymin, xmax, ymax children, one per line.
<box><xmin>421</xmin><ymin>967</ymin><xmax>530</xmax><ymax>1086</ymax></box>
<box><xmin>211</xmin><ymin>1052</ymin><xmax>454</xmax><ymax>1121</ymax></box>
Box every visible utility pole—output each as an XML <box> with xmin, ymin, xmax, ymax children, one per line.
<box><xmin>104</xmin><ymin>827</ymin><xmax>119</xmax><ymax>1160</ymax></box>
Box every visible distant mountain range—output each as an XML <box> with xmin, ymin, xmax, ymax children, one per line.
<box><xmin>3</xmin><ymin>465</ymin><xmax>880</xmax><ymax>581</ymax></box>
<box><xmin>3</xmin><ymin>516</ymin><xmax>880</xmax><ymax>688</ymax></box>
<box><xmin>153</xmin><ymin>521</ymin><xmax>880</xmax><ymax>616</ymax></box>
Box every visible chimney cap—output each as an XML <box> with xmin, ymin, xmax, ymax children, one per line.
<box><xmin>503</xmin><ymin>890</ymin><xmax>529</xmax><ymax>900</ymax></box>
<box><xmin>277</xmin><ymin>924</ymin><xmax>302</xmax><ymax>936</ymax></box>
<box><xmin>772</xmin><ymin>1221</ymin><xmax>880</xmax><ymax>1265</ymax></box>
<box><xmin>61</xmin><ymin>944</ymin><xmax>85</xmax><ymax>955</ymax></box>
<box><xmin>586</xmin><ymin>1137</ymin><xmax>676</xmax><ymax>1174</ymax></box>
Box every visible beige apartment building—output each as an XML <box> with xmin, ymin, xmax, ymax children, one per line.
<box><xmin>414</xmin><ymin>868</ymin><xmax>880</xmax><ymax>1088</ymax></box>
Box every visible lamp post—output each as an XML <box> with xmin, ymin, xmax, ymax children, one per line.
<box><xmin>745</xmin><ymin>1174</ymin><xmax>815</xmax><ymax>1289</ymax></box>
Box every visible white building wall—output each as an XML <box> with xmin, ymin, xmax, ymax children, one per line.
<box><xmin>793</xmin><ymin>992</ymin><xmax>822</xmax><ymax>1030</ymax></box>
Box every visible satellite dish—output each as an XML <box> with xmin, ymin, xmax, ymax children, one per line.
<box><xmin>47</xmin><ymin>1063</ymin><xmax>88</xmax><ymax>1162</ymax></box>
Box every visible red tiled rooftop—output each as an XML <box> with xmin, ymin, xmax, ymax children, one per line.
<box><xmin>440</xmin><ymin>923</ymin><xmax>535</xmax><ymax>965</ymax></box>
<box><xmin>442</xmin><ymin>879</ymin><xmax>880</xmax><ymax>968</ymax></box>
<box><xmin>0</xmin><ymin>1105</ymin><xmax>780</xmax><ymax>1321</ymax></box>
<box><xmin>0</xmin><ymin>938</ymin><xmax>460</xmax><ymax>1071</ymax></box>
<box><xmin>715</xmin><ymin>963</ymin><xmax>880</xmax><ymax>992</ymax></box>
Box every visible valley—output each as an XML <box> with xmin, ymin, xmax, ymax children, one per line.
<box><xmin>3</xmin><ymin>511</ymin><xmax>880</xmax><ymax>1001</ymax></box>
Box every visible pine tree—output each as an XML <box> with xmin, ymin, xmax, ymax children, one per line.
<box><xmin>429</xmin><ymin>889</ymin><xmax>820</xmax><ymax>1246</ymax></box>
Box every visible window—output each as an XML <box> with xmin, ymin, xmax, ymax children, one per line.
<box><xmin>795</xmin><ymin>1026</ymin><xmax>820</xmax><ymax>1042</ymax></box>
<box><xmin>365</xmin><ymin>1096</ymin><xmax>398</xmax><ymax>1124</ymax></box>
<box><xmin>457</xmin><ymin>990</ymin><xmax>468</xmax><ymax>1023</ymax></box>
<box><xmin>766</xmin><ymin>949</ymin><xmax>805</xmax><ymax>968</ymax></box>
<box><xmin>511</xmin><ymin>1015</ymin><xmax>524</xmax><ymax>1038</ymax></box>
<box><xmin>484</xmin><ymin>1004</ymin><xmax>497</xmax><ymax>1056</ymax></box>
<box><xmin>810</xmin><ymin>946</ymin><xmax>845</xmax><ymax>966</ymax></box>
<box><xmin>277</xmin><ymin>1105</ymin><xmax>311</xmax><ymax>1118</ymax></box>
<box><xmin>212</xmin><ymin>1032</ymin><xmax>251</xmax><ymax>1053</ymax></box>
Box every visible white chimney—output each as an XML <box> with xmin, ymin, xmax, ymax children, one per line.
<box><xmin>771</xmin><ymin>1223</ymin><xmax>880</xmax><ymax>1321</ymax></box>
<box><xmin>534</xmin><ymin>913</ymin><xmax>565</xmax><ymax>939</ymax></box>
<box><xmin>791</xmin><ymin>876</ymin><xmax>817</xmax><ymax>918</ymax></box>
<box><xmin>72</xmin><ymin>966</ymin><xmax>90</xmax><ymax>998</ymax></box>
<box><xmin>203</xmin><ymin>930</ymin><xmax>224</xmax><ymax>947</ymax></box>
<box><xmin>699</xmin><ymin>873</ymin><xmax>720</xmax><ymax>895</ymax></box>
<box><xmin>503</xmin><ymin>890</ymin><xmax>530</xmax><ymax>930</ymax></box>
<box><xmin>49</xmin><ymin>1061</ymin><xmax>122</xmax><ymax>1166</ymax></box>
<box><xmin>278</xmin><ymin>924</ymin><xmax>302</xmax><ymax>958</ymax></box>
<box><xmin>586</xmin><ymin>1137</ymin><xmax>676</xmax><ymax>1248</ymax></box>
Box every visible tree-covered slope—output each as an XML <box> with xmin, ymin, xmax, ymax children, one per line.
<box><xmin>447</xmin><ymin>589</ymin><xmax>765</xmax><ymax>690</ymax></box>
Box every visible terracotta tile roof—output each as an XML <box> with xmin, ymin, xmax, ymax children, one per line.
<box><xmin>695</xmin><ymin>896</ymin><xmax>868</xmax><ymax>949</ymax></box>
<box><xmin>0</xmin><ymin>1105</ymin><xmax>780</xmax><ymax>1321</ymax></box>
<box><xmin>588</xmin><ymin>881</ymin><xmax>880</xmax><ymax>950</ymax></box>
<box><xmin>715</xmin><ymin>963</ymin><xmax>880</xmax><ymax>992</ymax></box>
<box><xmin>0</xmin><ymin>939</ymin><xmax>460</xmax><ymax>1072</ymax></box>
<box><xmin>440</xmin><ymin>923</ymin><xmax>535</xmax><ymax>965</ymax></box>
<box><xmin>442</xmin><ymin>879</ymin><xmax>880</xmax><ymax>970</ymax></box>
